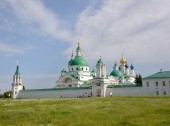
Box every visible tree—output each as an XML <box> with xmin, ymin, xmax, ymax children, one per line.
<box><xmin>3</xmin><ymin>91</ymin><xmax>12</xmax><ymax>98</ymax></box>
<box><xmin>135</xmin><ymin>74</ymin><xmax>142</xmax><ymax>86</ymax></box>
<box><xmin>23</xmin><ymin>86</ymin><xmax>25</xmax><ymax>90</ymax></box>
<box><xmin>135</xmin><ymin>74</ymin><xmax>139</xmax><ymax>84</ymax></box>
<box><xmin>138</xmin><ymin>74</ymin><xmax>142</xmax><ymax>85</ymax></box>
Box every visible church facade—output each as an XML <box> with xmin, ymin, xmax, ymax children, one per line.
<box><xmin>11</xmin><ymin>44</ymin><xmax>170</xmax><ymax>98</ymax></box>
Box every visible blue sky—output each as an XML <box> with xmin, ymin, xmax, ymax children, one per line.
<box><xmin>0</xmin><ymin>0</ymin><xmax>170</xmax><ymax>93</ymax></box>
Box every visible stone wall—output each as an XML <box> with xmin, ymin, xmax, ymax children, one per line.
<box><xmin>17</xmin><ymin>88</ymin><xmax>92</xmax><ymax>99</ymax></box>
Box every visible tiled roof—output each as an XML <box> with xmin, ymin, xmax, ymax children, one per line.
<box><xmin>143</xmin><ymin>71</ymin><xmax>170</xmax><ymax>80</ymax></box>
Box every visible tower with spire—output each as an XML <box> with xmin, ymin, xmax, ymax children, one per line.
<box><xmin>12</xmin><ymin>65</ymin><xmax>24</xmax><ymax>98</ymax></box>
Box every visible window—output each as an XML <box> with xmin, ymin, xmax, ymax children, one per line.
<box><xmin>156</xmin><ymin>91</ymin><xmax>159</xmax><ymax>95</ymax></box>
<box><xmin>15</xmin><ymin>91</ymin><xmax>17</xmax><ymax>94</ymax></box>
<box><xmin>155</xmin><ymin>82</ymin><xmax>158</xmax><ymax>87</ymax></box>
<box><xmin>72</xmin><ymin>68</ymin><xmax>73</xmax><ymax>71</ymax></box>
<box><xmin>163</xmin><ymin>91</ymin><xmax>166</xmax><ymax>95</ymax></box>
<box><xmin>86</xmin><ymin>68</ymin><xmax>88</xmax><ymax>71</ymax></box>
<box><xmin>162</xmin><ymin>81</ymin><xmax>165</xmax><ymax>86</ymax></box>
<box><xmin>169</xmin><ymin>81</ymin><xmax>170</xmax><ymax>86</ymax></box>
<box><xmin>82</xmin><ymin>68</ymin><xmax>84</xmax><ymax>70</ymax></box>
<box><xmin>96</xmin><ymin>83</ymin><xmax>101</xmax><ymax>86</ymax></box>
<box><xmin>146</xmin><ymin>82</ymin><xmax>149</xmax><ymax>87</ymax></box>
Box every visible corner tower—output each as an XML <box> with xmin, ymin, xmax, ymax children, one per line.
<box><xmin>12</xmin><ymin>65</ymin><xmax>24</xmax><ymax>98</ymax></box>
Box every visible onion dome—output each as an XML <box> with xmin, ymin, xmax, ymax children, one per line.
<box><xmin>125</xmin><ymin>63</ymin><xmax>129</xmax><ymax>69</ymax></box>
<box><xmin>14</xmin><ymin>65</ymin><xmax>20</xmax><ymax>76</ymax></box>
<box><xmin>130</xmin><ymin>64</ymin><xmax>134</xmax><ymax>70</ymax></box>
<box><xmin>61</xmin><ymin>68</ymin><xmax>66</xmax><ymax>73</ymax></box>
<box><xmin>112</xmin><ymin>62</ymin><xmax>118</xmax><ymax>70</ymax></box>
<box><xmin>120</xmin><ymin>56</ymin><xmax>127</xmax><ymax>66</ymax></box>
<box><xmin>68</xmin><ymin>59</ymin><xmax>73</xmax><ymax>66</ymax></box>
<box><xmin>69</xmin><ymin>43</ymin><xmax>88</xmax><ymax>66</ymax></box>
<box><xmin>110</xmin><ymin>69</ymin><xmax>123</xmax><ymax>78</ymax></box>
<box><xmin>70</xmin><ymin>56</ymin><xmax>88</xmax><ymax>66</ymax></box>
<box><xmin>96</xmin><ymin>56</ymin><xmax>104</xmax><ymax>66</ymax></box>
<box><xmin>114</xmin><ymin>62</ymin><xmax>117</xmax><ymax>67</ymax></box>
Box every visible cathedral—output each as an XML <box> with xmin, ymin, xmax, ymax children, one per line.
<box><xmin>55</xmin><ymin>43</ymin><xmax>136</xmax><ymax>88</ymax></box>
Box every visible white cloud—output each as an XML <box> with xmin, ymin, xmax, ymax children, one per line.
<box><xmin>0</xmin><ymin>42</ymin><xmax>34</xmax><ymax>56</ymax></box>
<box><xmin>4</xmin><ymin>0</ymin><xmax>72</xmax><ymax>41</ymax></box>
<box><xmin>72</xmin><ymin>0</ymin><xmax>170</xmax><ymax>65</ymax></box>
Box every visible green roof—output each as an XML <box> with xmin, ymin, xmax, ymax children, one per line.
<box><xmin>107</xmin><ymin>84</ymin><xmax>142</xmax><ymax>88</ymax></box>
<box><xmin>25</xmin><ymin>87</ymin><xmax>91</xmax><ymax>91</ymax></box>
<box><xmin>69</xmin><ymin>56</ymin><xmax>88</xmax><ymax>66</ymax></box>
<box><xmin>143</xmin><ymin>71</ymin><xmax>170</xmax><ymax>80</ymax></box>
<box><xmin>110</xmin><ymin>70</ymin><xmax>123</xmax><ymax>78</ymax></box>
<box><xmin>14</xmin><ymin>65</ymin><xmax>20</xmax><ymax>76</ymax></box>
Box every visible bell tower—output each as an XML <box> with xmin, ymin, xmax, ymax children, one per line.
<box><xmin>12</xmin><ymin>65</ymin><xmax>24</xmax><ymax>98</ymax></box>
<box><xmin>96</xmin><ymin>56</ymin><xmax>106</xmax><ymax>78</ymax></box>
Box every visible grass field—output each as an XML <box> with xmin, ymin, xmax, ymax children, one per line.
<box><xmin>0</xmin><ymin>96</ymin><xmax>170</xmax><ymax>126</ymax></box>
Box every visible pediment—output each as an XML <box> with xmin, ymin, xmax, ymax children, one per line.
<box><xmin>56</xmin><ymin>74</ymin><xmax>78</xmax><ymax>83</ymax></box>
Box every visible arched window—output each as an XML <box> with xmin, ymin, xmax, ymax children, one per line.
<box><xmin>65</xmin><ymin>78</ymin><xmax>72</xmax><ymax>83</ymax></box>
<box><xmin>69</xmin><ymin>84</ymin><xmax>72</xmax><ymax>87</ymax></box>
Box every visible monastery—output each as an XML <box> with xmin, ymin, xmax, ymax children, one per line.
<box><xmin>12</xmin><ymin>44</ymin><xmax>170</xmax><ymax>98</ymax></box>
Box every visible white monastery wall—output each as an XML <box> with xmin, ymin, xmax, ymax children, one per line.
<box><xmin>17</xmin><ymin>89</ymin><xmax>92</xmax><ymax>99</ymax></box>
<box><xmin>106</xmin><ymin>87</ymin><xmax>152</xmax><ymax>96</ymax></box>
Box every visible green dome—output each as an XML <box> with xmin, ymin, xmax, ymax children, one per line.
<box><xmin>110</xmin><ymin>70</ymin><xmax>123</xmax><ymax>78</ymax></box>
<box><xmin>69</xmin><ymin>56</ymin><xmax>88</xmax><ymax>66</ymax></box>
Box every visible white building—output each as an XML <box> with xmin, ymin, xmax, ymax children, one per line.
<box><xmin>142</xmin><ymin>70</ymin><xmax>170</xmax><ymax>95</ymax></box>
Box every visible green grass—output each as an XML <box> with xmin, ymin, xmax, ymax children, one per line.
<box><xmin>0</xmin><ymin>96</ymin><xmax>170</xmax><ymax>126</ymax></box>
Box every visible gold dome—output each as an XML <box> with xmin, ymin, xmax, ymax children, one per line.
<box><xmin>120</xmin><ymin>56</ymin><xmax>127</xmax><ymax>66</ymax></box>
